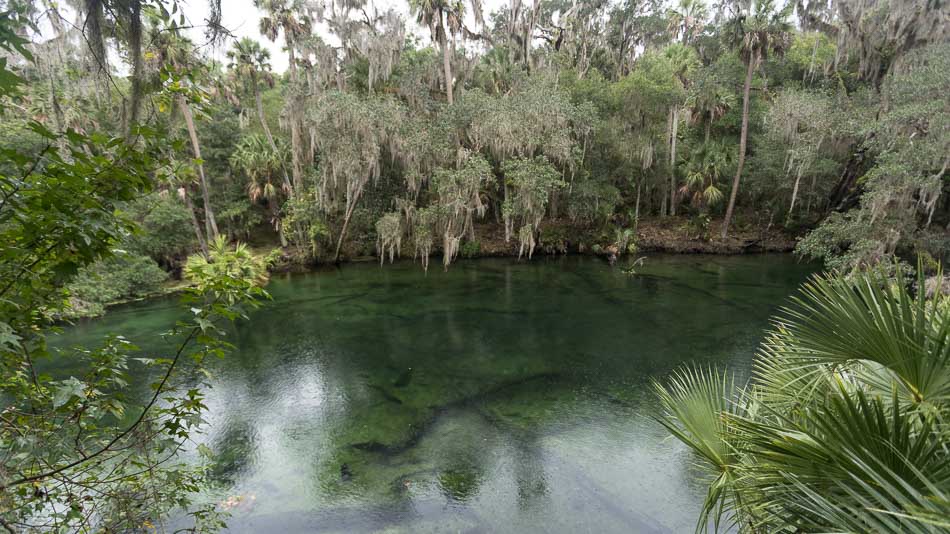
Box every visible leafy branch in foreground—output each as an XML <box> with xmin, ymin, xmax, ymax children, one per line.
<box><xmin>0</xmin><ymin>18</ymin><xmax>268</xmax><ymax>530</ymax></box>
<box><xmin>655</xmin><ymin>265</ymin><xmax>950</xmax><ymax>533</ymax></box>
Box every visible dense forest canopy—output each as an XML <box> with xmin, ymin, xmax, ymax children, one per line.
<box><xmin>1</xmin><ymin>0</ymin><xmax>947</xmax><ymax>287</ymax></box>
<box><xmin>0</xmin><ymin>0</ymin><xmax>948</xmax><ymax>530</ymax></box>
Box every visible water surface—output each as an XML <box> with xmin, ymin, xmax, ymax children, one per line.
<box><xmin>55</xmin><ymin>254</ymin><xmax>815</xmax><ymax>533</ymax></box>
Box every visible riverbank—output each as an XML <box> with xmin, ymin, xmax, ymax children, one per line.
<box><xmin>270</xmin><ymin>216</ymin><xmax>799</xmax><ymax>272</ymax></box>
<box><xmin>72</xmin><ymin>217</ymin><xmax>800</xmax><ymax>318</ymax></box>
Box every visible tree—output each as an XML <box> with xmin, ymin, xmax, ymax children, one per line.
<box><xmin>719</xmin><ymin>0</ymin><xmax>791</xmax><ymax>239</ymax></box>
<box><xmin>151</xmin><ymin>30</ymin><xmax>220</xmax><ymax>239</ymax></box>
<box><xmin>411</xmin><ymin>0</ymin><xmax>458</xmax><ymax>104</ymax></box>
<box><xmin>667</xmin><ymin>0</ymin><xmax>707</xmax><ymax>45</ymax></box>
<box><xmin>0</xmin><ymin>18</ymin><xmax>263</xmax><ymax>528</ymax></box>
<box><xmin>686</xmin><ymin>67</ymin><xmax>735</xmax><ymax>145</ymax></box>
<box><xmin>764</xmin><ymin>88</ymin><xmax>833</xmax><ymax>223</ymax></box>
<box><xmin>683</xmin><ymin>140</ymin><xmax>730</xmax><ymax>212</ymax></box>
<box><xmin>306</xmin><ymin>91</ymin><xmax>402</xmax><ymax>261</ymax></box>
<box><xmin>227</xmin><ymin>37</ymin><xmax>292</xmax><ymax>192</ymax></box>
<box><xmin>230</xmin><ymin>134</ymin><xmax>291</xmax><ymax>247</ymax></box>
<box><xmin>655</xmin><ymin>266</ymin><xmax>950</xmax><ymax>532</ymax></box>
<box><xmin>612</xmin><ymin>50</ymin><xmax>681</xmax><ymax>216</ymax></box>
<box><xmin>255</xmin><ymin>0</ymin><xmax>313</xmax><ymax>192</ymax></box>
<box><xmin>798</xmin><ymin>43</ymin><xmax>950</xmax><ymax>272</ymax></box>
<box><xmin>662</xmin><ymin>43</ymin><xmax>698</xmax><ymax>216</ymax></box>
<box><xmin>410</xmin><ymin>0</ymin><xmax>484</xmax><ymax>105</ymax></box>
<box><xmin>501</xmin><ymin>155</ymin><xmax>564</xmax><ymax>258</ymax></box>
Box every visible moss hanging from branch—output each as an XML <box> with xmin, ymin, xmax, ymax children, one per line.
<box><xmin>501</xmin><ymin>156</ymin><xmax>565</xmax><ymax>259</ymax></box>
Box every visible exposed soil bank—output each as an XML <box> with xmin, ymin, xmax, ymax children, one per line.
<box><xmin>630</xmin><ymin>217</ymin><xmax>797</xmax><ymax>254</ymax></box>
<box><xmin>274</xmin><ymin>216</ymin><xmax>798</xmax><ymax>272</ymax></box>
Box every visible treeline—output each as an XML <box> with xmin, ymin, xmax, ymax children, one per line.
<box><xmin>2</xmin><ymin>0</ymin><xmax>948</xmax><ymax>303</ymax></box>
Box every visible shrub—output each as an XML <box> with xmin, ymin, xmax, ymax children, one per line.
<box><xmin>67</xmin><ymin>254</ymin><xmax>169</xmax><ymax>317</ymax></box>
<box><xmin>459</xmin><ymin>240</ymin><xmax>481</xmax><ymax>258</ymax></box>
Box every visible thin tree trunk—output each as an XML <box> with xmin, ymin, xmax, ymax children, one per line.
<box><xmin>333</xmin><ymin>205</ymin><xmax>356</xmax><ymax>263</ymax></box>
<box><xmin>182</xmin><ymin>187</ymin><xmax>209</xmax><ymax>258</ymax></box>
<box><xmin>256</xmin><ymin>87</ymin><xmax>293</xmax><ymax>192</ymax></box>
<box><xmin>179</xmin><ymin>96</ymin><xmax>219</xmax><ymax>238</ymax></box>
<box><xmin>83</xmin><ymin>0</ymin><xmax>109</xmax><ymax>100</ymax></box>
<box><xmin>287</xmin><ymin>43</ymin><xmax>305</xmax><ymax>192</ymax></box>
<box><xmin>290</xmin><ymin>116</ymin><xmax>305</xmax><ymax>192</ymax></box>
<box><xmin>273</xmin><ymin>203</ymin><xmax>288</xmax><ymax>247</ymax></box>
<box><xmin>669</xmin><ymin>106</ymin><xmax>679</xmax><ymax>216</ymax></box>
<box><xmin>126</xmin><ymin>0</ymin><xmax>143</xmax><ymax>138</ymax></box>
<box><xmin>721</xmin><ymin>51</ymin><xmax>757</xmax><ymax>239</ymax></box>
<box><xmin>333</xmin><ymin>182</ymin><xmax>366</xmax><ymax>262</ymax></box>
<box><xmin>634</xmin><ymin>181</ymin><xmax>641</xmax><ymax>222</ymax></box>
<box><xmin>704</xmin><ymin>112</ymin><xmax>711</xmax><ymax>145</ymax></box>
<box><xmin>440</xmin><ymin>27</ymin><xmax>454</xmax><ymax>105</ymax></box>
<box><xmin>787</xmin><ymin>166</ymin><xmax>803</xmax><ymax>224</ymax></box>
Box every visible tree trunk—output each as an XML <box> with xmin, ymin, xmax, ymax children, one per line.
<box><xmin>634</xmin><ymin>181</ymin><xmax>641</xmax><ymax>222</ymax></box>
<box><xmin>787</xmin><ymin>166</ymin><xmax>803</xmax><ymax>224</ymax></box>
<box><xmin>273</xmin><ymin>203</ymin><xmax>288</xmax><ymax>247</ymax></box>
<box><xmin>333</xmin><ymin>182</ymin><xmax>366</xmax><ymax>262</ymax></box>
<box><xmin>83</xmin><ymin>0</ymin><xmax>109</xmax><ymax>100</ymax></box>
<box><xmin>704</xmin><ymin>113</ymin><xmax>711</xmax><ymax>145</ymax></box>
<box><xmin>440</xmin><ymin>28</ymin><xmax>454</xmax><ymax>105</ymax></box>
<box><xmin>669</xmin><ymin>106</ymin><xmax>679</xmax><ymax>216</ymax></box>
<box><xmin>721</xmin><ymin>51</ymin><xmax>757</xmax><ymax>239</ymax></box>
<box><xmin>182</xmin><ymin>187</ymin><xmax>209</xmax><ymax>258</ymax></box>
<box><xmin>126</xmin><ymin>0</ymin><xmax>143</xmax><ymax>138</ymax></box>
<box><xmin>179</xmin><ymin>96</ymin><xmax>218</xmax><ymax>239</ymax></box>
<box><xmin>256</xmin><ymin>87</ymin><xmax>293</xmax><ymax>192</ymax></box>
<box><xmin>287</xmin><ymin>43</ymin><xmax>305</xmax><ymax>193</ymax></box>
<box><xmin>829</xmin><ymin>140</ymin><xmax>872</xmax><ymax>212</ymax></box>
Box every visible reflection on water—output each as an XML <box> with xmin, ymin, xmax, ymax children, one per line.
<box><xmin>53</xmin><ymin>255</ymin><xmax>815</xmax><ymax>533</ymax></box>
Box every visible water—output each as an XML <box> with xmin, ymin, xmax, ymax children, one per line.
<box><xmin>52</xmin><ymin>254</ymin><xmax>815</xmax><ymax>533</ymax></box>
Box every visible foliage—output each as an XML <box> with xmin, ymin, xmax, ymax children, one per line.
<box><xmin>655</xmin><ymin>266</ymin><xmax>950</xmax><ymax>532</ymax></box>
<box><xmin>66</xmin><ymin>254</ymin><xmax>169</xmax><ymax>317</ymax></box>
<box><xmin>0</xmin><ymin>13</ymin><xmax>262</xmax><ymax>531</ymax></box>
<box><xmin>376</xmin><ymin>211</ymin><xmax>403</xmax><ymax>264</ymax></box>
<box><xmin>799</xmin><ymin>43</ymin><xmax>950</xmax><ymax>271</ymax></box>
<box><xmin>185</xmin><ymin>237</ymin><xmax>274</xmax><ymax>290</ymax></box>
<box><xmin>501</xmin><ymin>156</ymin><xmax>565</xmax><ymax>259</ymax></box>
<box><xmin>126</xmin><ymin>192</ymin><xmax>199</xmax><ymax>266</ymax></box>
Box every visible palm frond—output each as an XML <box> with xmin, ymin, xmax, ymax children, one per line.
<box><xmin>654</xmin><ymin>366</ymin><xmax>746</xmax><ymax>532</ymax></box>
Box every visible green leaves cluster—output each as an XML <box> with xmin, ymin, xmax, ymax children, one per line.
<box><xmin>0</xmin><ymin>17</ymin><xmax>265</xmax><ymax>530</ymax></box>
<box><xmin>655</xmin><ymin>267</ymin><xmax>950</xmax><ymax>532</ymax></box>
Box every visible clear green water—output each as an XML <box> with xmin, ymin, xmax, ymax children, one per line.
<box><xmin>53</xmin><ymin>254</ymin><xmax>815</xmax><ymax>533</ymax></box>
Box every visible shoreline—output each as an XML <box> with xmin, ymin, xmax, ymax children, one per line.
<box><xmin>75</xmin><ymin>218</ymin><xmax>801</xmax><ymax>318</ymax></box>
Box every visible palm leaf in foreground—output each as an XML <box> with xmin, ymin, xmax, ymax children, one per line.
<box><xmin>656</xmin><ymin>268</ymin><xmax>950</xmax><ymax>533</ymax></box>
<box><xmin>653</xmin><ymin>366</ymin><xmax>745</xmax><ymax>533</ymax></box>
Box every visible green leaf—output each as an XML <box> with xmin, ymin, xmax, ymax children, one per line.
<box><xmin>53</xmin><ymin>377</ymin><xmax>86</xmax><ymax>408</ymax></box>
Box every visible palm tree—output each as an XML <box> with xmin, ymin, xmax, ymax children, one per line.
<box><xmin>230</xmin><ymin>134</ymin><xmax>291</xmax><ymax>247</ymax></box>
<box><xmin>682</xmin><ymin>141</ymin><xmax>730</xmax><ymax>210</ymax></box>
<box><xmin>150</xmin><ymin>30</ymin><xmax>219</xmax><ymax>239</ymax></box>
<box><xmin>255</xmin><ymin>0</ymin><xmax>312</xmax><ymax>82</ymax></box>
<box><xmin>411</xmin><ymin>0</ymin><xmax>455</xmax><ymax>104</ymax></box>
<box><xmin>686</xmin><ymin>72</ymin><xmax>736</xmax><ymax>145</ymax></box>
<box><xmin>655</xmin><ymin>266</ymin><xmax>950</xmax><ymax>532</ymax></box>
<box><xmin>410</xmin><ymin>0</ymin><xmax>483</xmax><ymax>105</ymax></box>
<box><xmin>719</xmin><ymin>0</ymin><xmax>791</xmax><ymax>239</ymax></box>
<box><xmin>227</xmin><ymin>38</ymin><xmax>293</xmax><ymax>193</ymax></box>
<box><xmin>255</xmin><ymin>0</ymin><xmax>313</xmax><ymax>193</ymax></box>
<box><xmin>663</xmin><ymin>43</ymin><xmax>697</xmax><ymax>217</ymax></box>
<box><xmin>667</xmin><ymin>0</ymin><xmax>707</xmax><ymax>44</ymax></box>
